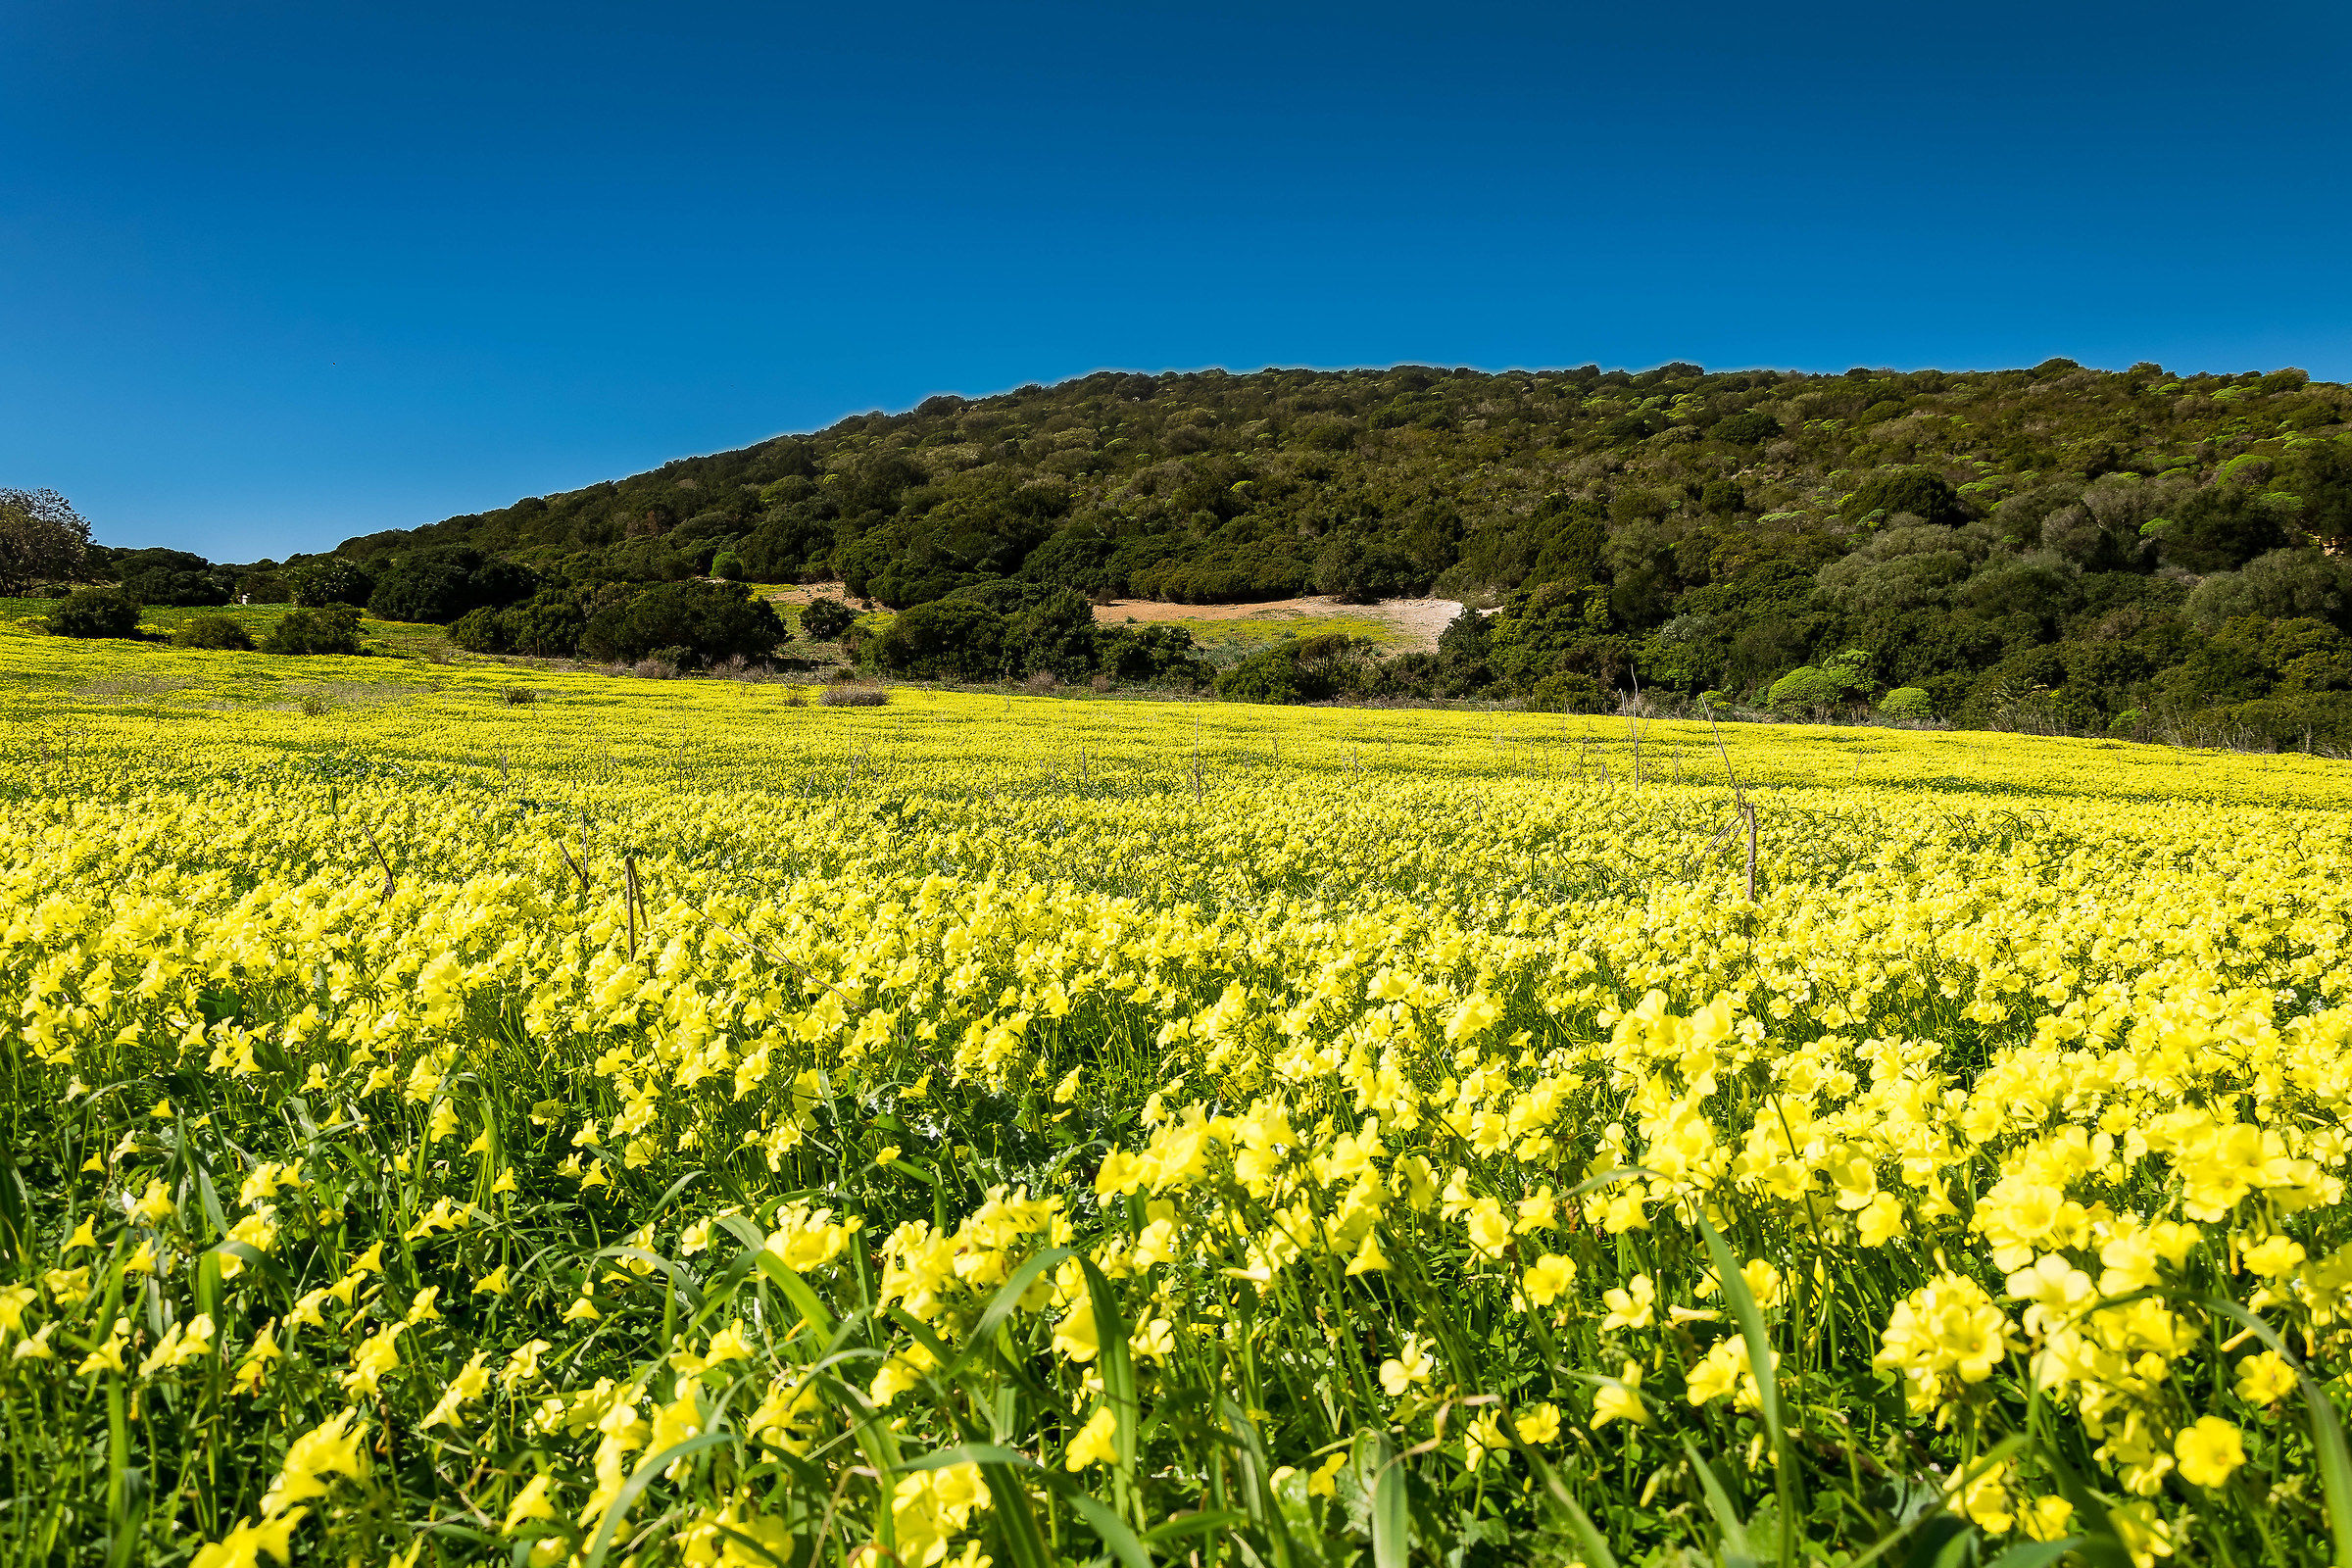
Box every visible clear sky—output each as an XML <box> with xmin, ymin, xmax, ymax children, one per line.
<box><xmin>4</xmin><ymin>1</ymin><xmax>2347</xmax><ymax>562</ymax></box>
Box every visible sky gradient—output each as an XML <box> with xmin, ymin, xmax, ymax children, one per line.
<box><xmin>4</xmin><ymin>0</ymin><xmax>2348</xmax><ymax>561</ymax></box>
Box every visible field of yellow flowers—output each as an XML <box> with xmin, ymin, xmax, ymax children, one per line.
<box><xmin>6</xmin><ymin>626</ymin><xmax>2352</xmax><ymax>1568</ymax></box>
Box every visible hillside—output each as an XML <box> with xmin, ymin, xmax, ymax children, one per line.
<box><xmin>171</xmin><ymin>360</ymin><xmax>2352</xmax><ymax>737</ymax></box>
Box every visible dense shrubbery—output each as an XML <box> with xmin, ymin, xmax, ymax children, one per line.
<box><xmin>577</xmin><ymin>578</ymin><xmax>786</xmax><ymax>667</ymax></box>
<box><xmin>59</xmin><ymin>358</ymin><xmax>2352</xmax><ymax>740</ymax></box>
<box><xmin>172</xmin><ymin>614</ymin><xmax>254</xmax><ymax>650</ymax></box>
<box><xmin>262</xmin><ymin>604</ymin><xmax>363</xmax><ymax>655</ymax></box>
<box><xmin>46</xmin><ymin>586</ymin><xmax>143</xmax><ymax>638</ymax></box>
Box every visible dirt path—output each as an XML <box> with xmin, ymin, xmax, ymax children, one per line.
<box><xmin>1092</xmin><ymin>595</ymin><xmax>1463</xmax><ymax>651</ymax></box>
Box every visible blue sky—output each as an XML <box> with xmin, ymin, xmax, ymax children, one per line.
<box><xmin>3</xmin><ymin>1</ymin><xmax>2347</xmax><ymax>561</ymax></box>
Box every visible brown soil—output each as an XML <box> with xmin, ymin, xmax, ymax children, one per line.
<box><xmin>1091</xmin><ymin>595</ymin><xmax>1463</xmax><ymax>651</ymax></box>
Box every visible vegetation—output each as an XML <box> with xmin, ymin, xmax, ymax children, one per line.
<box><xmin>0</xmin><ymin>487</ymin><xmax>92</xmax><ymax>595</ymax></box>
<box><xmin>172</xmin><ymin>614</ymin><xmax>256</xmax><ymax>651</ymax></box>
<box><xmin>29</xmin><ymin>359</ymin><xmax>2352</xmax><ymax>737</ymax></box>
<box><xmin>3</xmin><ymin>635</ymin><xmax>2351</xmax><ymax>1568</ymax></box>
<box><xmin>46</xmin><ymin>585</ymin><xmax>143</xmax><ymax>639</ymax></box>
<box><xmin>261</xmin><ymin>604</ymin><xmax>364</xmax><ymax>656</ymax></box>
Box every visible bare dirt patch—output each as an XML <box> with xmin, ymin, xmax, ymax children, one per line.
<box><xmin>1091</xmin><ymin>596</ymin><xmax>1462</xmax><ymax>651</ymax></box>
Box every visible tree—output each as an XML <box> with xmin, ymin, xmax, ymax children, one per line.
<box><xmin>173</xmin><ymin>615</ymin><xmax>255</xmax><ymax>650</ymax></box>
<box><xmin>287</xmin><ymin>559</ymin><xmax>374</xmax><ymax>608</ymax></box>
<box><xmin>449</xmin><ymin>607</ymin><xmax>511</xmax><ymax>654</ymax></box>
<box><xmin>367</xmin><ymin>549</ymin><xmax>538</xmax><ymax>623</ymax></box>
<box><xmin>264</xmin><ymin>605</ymin><xmax>364</xmax><ymax>655</ymax></box>
<box><xmin>47</xmin><ymin>587</ymin><xmax>141</xmax><ymax>638</ymax></box>
<box><xmin>710</xmin><ymin>551</ymin><xmax>747</xmax><ymax>581</ymax></box>
<box><xmin>798</xmin><ymin>597</ymin><xmax>858</xmax><ymax>642</ymax></box>
<box><xmin>578</xmin><ymin>579</ymin><xmax>786</xmax><ymax>665</ymax></box>
<box><xmin>0</xmin><ymin>488</ymin><xmax>92</xmax><ymax>593</ymax></box>
<box><xmin>874</xmin><ymin>599</ymin><xmax>1006</xmax><ymax>679</ymax></box>
<box><xmin>1840</xmin><ymin>468</ymin><xmax>1968</xmax><ymax>528</ymax></box>
<box><xmin>500</xmin><ymin>591</ymin><xmax>589</xmax><ymax>658</ymax></box>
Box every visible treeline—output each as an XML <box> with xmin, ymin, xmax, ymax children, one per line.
<box><xmin>43</xmin><ymin>359</ymin><xmax>2352</xmax><ymax>742</ymax></box>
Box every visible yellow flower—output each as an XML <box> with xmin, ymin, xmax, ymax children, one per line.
<box><xmin>341</xmin><ymin>1322</ymin><xmax>405</xmax><ymax>1397</ymax></box>
<box><xmin>502</xmin><ymin>1339</ymin><xmax>551</xmax><ymax>1389</ymax></box>
<box><xmin>2235</xmin><ymin>1350</ymin><xmax>2296</xmax><ymax>1406</ymax></box>
<box><xmin>130</xmin><ymin>1180</ymin><xmax>174</xmax><ymax>1225</ymax></box>
<box><xmin>1599</xmin><ymin>1274</ymin><xmax>1655</xmax><ymax>1331</ymax></box>
<box><xmin>1380</xmin><ymin>1335</ymin><xmax>1434</xmax><ymax>1396</ymax></box>
<box><xmin>1591</xmin><ymin>1361</ymin><xmax>1646</xmax><ymax>1430</ymax></box>
<box><xmin>77</xmin><ymin>1318</ymin><xmax>128</xmax><ymax>1376</ymax></box>
<box><xmin>2174</xmin><ymin>1416</ymin><xmax>2246</xmax><ymax>1489</ymax></box>
<box><xmin>62</xmin><ymin>1215</ymin><xmax>97</xmax><ymax>1252</ymax></box>
<box><xmin>421</xmin><ymin>1351</ymin><xmax>494</xmax><ymax>1429</ymax></box>
<box><xmin>1512</xmin><ymin>1402</ymin><xmax>1562</xmax><ymax>1444</ymax></box>
<box><xmin>189</xmin><ymin>1510</ymin><xmax>303</xmax><ymax>1568</ymax></box>
<box><xmin>503</xmin><ymin>1474</ymin><xmax>559</xmax><ymax>1533</ymax></box>
<box><xmin>1521</xmin><ymin>1253</ymin><xmax>1576</xmax><ymax>1306</ymax></box>
<box><xmin>1064</xmin><ymin>1405</ymin><xmax>1119</xmax><ymax>1470</ymax></box>
<box><xmin>1051</xmin><ymin>1298</ymin><xmax>1101</xmax><ymax>1364</ymax></box>
<box><xmin>264</xmin><ymin>1409</ymin><xmax>368</xmax><ymax>1514</ymax></box>
<box><xmin>1855</xmin><ymin>1193</ymin><xmax>1905</xmax><ymax>1248</ymax></box>
<box><xmin>1464</xmin><ymin>1197</ymin><xmax>1513</xmax><ymax>1258</ymax></box>
<box><xmin>472</xmin><ymin>1265</ymin><xmax>511</xmax><ymax>1297</ymax></box>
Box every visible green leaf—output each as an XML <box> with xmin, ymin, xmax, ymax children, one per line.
<box><xmin>1369</xmin><ymin>1432</ymin><xmax>1411</xmax><ymax>1568</ymax></box>
<box><xmin>1982</xmin><ymin>1541</ymin><xmax>2082</xmax><ymax>1568</ymax></box>
<box><xmin>902</xmin><ymin>1443</ymin><xmax>1152</xmax><ymax>1568</ymax></box>
<box><xmin>1499</xmin><ymin>1418</ymin><xmax>1615</xmax><ymax>1568</ymax></box>
<box><xmin>1078</xmin><ymin>1253</ymin><xmax>1139</xmax><ymax>1521</ymax></box>
<box><xmin>1694</xmin><ymin>1208</ymin><xmax>1803</xmax><ymax>1566</ymax></box>
<box><xmin>2203</xmin><ymin>1296</ymin><xmax>2352</xmax><ymax>1567</ymax></box>
<box><xmin>578</xmin><ymin>1431</ymin><xmax>733</xmax><ymax>1568</ymax></box>
<box><xmin>1681</xmin><ymin>1434</ymin><xmax>1759</xmax><ymax>1568</ymax></box>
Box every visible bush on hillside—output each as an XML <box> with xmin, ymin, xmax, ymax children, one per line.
<box><xmin>263</xmin><ymin>605</ymin><xmax>364</xmax><ymax>656</ymax></box>
<box><xmin>173</xmin><ymin>615</ymin><xmax>255</xmax><ymax>651</ymax></box>
<box><xmin>797</xmin><ymin>596</ymin><xmax>858</xmax><ymax>642</ymax></box>
<box><xmin>48</xmin><ymin>588</ymin><xmax>143</xmax><ymax>639</ymax></box>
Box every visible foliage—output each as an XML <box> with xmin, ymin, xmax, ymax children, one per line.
<box><xmin>366</xmin><ymin>547</ymin><xmax>538</xmax><ymax>624</ymax></box>
<box><xmin>796</xmin><ymin>596</ymin><xmax>858</xmax><ymax>642</ymax></box>
<box><xmin>1767</xmin><ymin>649</ymin><xmax>1872</xmax><ymax>714</ymax></box>
<box><xmin>172</xmin><ymin>614</ymin><xmax>255</xmax><ymax>651</ymax></box>
<box><xmin>875</xmin><ymin>597</ymin><xmax>1007</xmax><ymax>679</ymax></box>
<box><xmin>54</xmin><ymin>357</ymin><xmax>2352</xmax><ymax>731</ymax></box>
<box><xmin>286</xmin><ymin>558</ymin><xmax>375</xmax><ymax>608</ymax></box>
<box><xmin>3</xmin><ymin>652</ymin><xmax>2352</xmax><ymax>1568</ymax></box>
<box><xmin>0</xmin><ymin>486</ymin><xmax>91</xmax><ymax>594</ymax></box>
<box><xmin>578</xmin><ymin>579</ymin><xmax>787</xmax><ymax>667</ymax></box>
<box><xmin>45</xmin><ymin>585</ymin><xmax>142</xmax><ymax>638</ymax></box>
<box><xmin>262</xmin><ymin>604</ymin><xmax>364</xmax><ymax>655</ymax></box>
<box><xmin>1878</xmin><ymin>684</ymin><xmax>1936</xmax><ymax>719</ymax></box>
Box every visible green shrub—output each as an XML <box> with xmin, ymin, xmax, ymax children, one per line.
<box><xmin>448</xmin><ymin>606</ymin><xmax>510</xmax><ymax>654</ymax></box>
<box><xmin>47</xmin><ymin>588</ymin><xmax>143</xmax><ymax>639</ymax></box>
<box><xmin>710</xmin><ymin>552</ymin><xmax>747</xmax><ymax>582</ymax></box>
<box><xmin>579</xmin><ymin>580</ymin><xmax>785</xmax><ymax>666</ymax></box>
<box><xmin>798</xmin><ymin>597</ymin><xmax>858</xmax><ymax>642</ymax></box>
<box><xmin>1525</xmin><ymin>671</ymin><xmax>1606</xmax><ymax>712</ymax></box>
<box><xmin>1768</xmin><ymin>650</ymin><xmax>1871</xmax><ymax>714</ymax></box>
<box><xmin>874</xmin><ymin>599</ymin><xmax>1005</xmax><ymax>679</ymax></box>
<box><xmin>1878</xmin><ymin>686</ymin><xmax>1935</xmax><ymax>720</ymax></box>
<box><xmin>172</xmin><ymin>615</ymin><xmax>255</xmax><ymax>651</ymax></box>
<box><xmin>1213</xmin><ymin>646</ymin><xmax>1306</xmax><ymax>703</ymax></box>
<box><xmin>263</xmin><ymin>605</ymin><xmax>364</xmax><ymax>656</ymax></box>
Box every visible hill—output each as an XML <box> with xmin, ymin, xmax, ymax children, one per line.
<box><xmin>112</xmin><ymin>360</ymin><xmax>2352</xmax><ymax>738</ymax></box>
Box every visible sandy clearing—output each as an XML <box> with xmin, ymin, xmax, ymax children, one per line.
<box><xmin>760</xmin><ymin>583</ymin><xmax>1465</xmax><ymax>651</ymax></box>
<box><xmin>1092</xmin><ymin>595</ymin><xmax>1463</xmax><ymax>651</ymax></box>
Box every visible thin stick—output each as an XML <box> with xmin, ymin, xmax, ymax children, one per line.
<box><xmin>1744</xmin><ymin>804</ymin><xmax>1758</xmax><ymax>904</ymax></box>
<box><xmin>361</xmin><ymin>824</ymin><xmax>395</xmax><ymax>904</ymax></box>
<box><xmin>624</xmin><ymin>856</ymin><xmax>640</xmax><ymax>960</ymax></box>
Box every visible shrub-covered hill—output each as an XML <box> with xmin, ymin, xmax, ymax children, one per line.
<box><xmin>214</xmin><ymin>359</ymin><xmax>2352</xmax><ymax>736</ymax></box>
